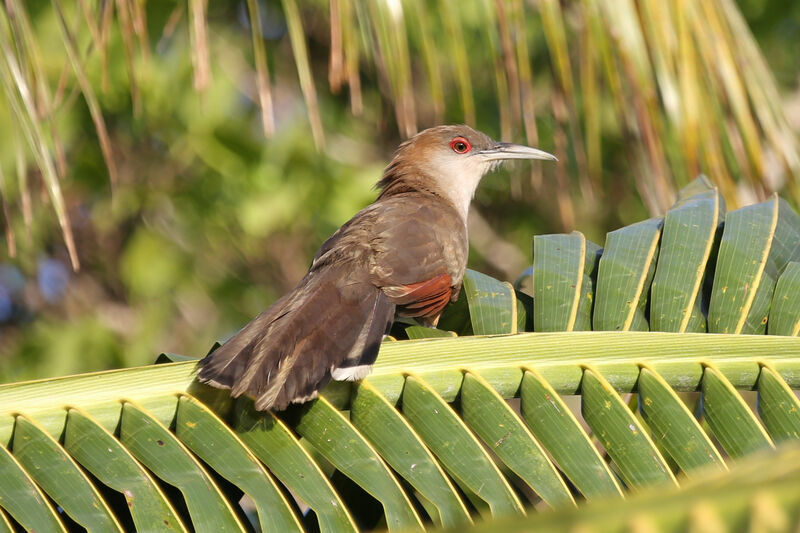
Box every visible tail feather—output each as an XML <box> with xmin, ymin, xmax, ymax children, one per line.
<box><xmin>330</xmin><ymin>290</ymin><xmax>394</xmax><ymax>380</ymax></box>
<box><xmin>197</xmin><ymin>264</ymin><xmax>395</xmax><ymax>410</ymax></box>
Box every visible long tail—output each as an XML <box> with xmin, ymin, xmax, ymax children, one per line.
<box><xmin>197</xmin><ymin>264</ymin><xmax>395</xmax><ymax>410</ymax></box>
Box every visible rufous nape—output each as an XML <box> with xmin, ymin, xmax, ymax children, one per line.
<box><xmin>198</xmin><ymin>125</ymin><xmax>556</xmax><ymax>410</ymax></box>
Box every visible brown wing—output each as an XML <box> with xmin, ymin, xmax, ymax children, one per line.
<box><xmin>382</xmin><ymin>273</ymin><xmax>453</xmax><ymax>318</ymax></box>
<box><xmin>198</xmin><ymin>192</ymin><xmax>466</xmax><ymax>411</ymax></box>
<box><xmin>366</xmin><ymin>193</ymin><xmax>468</xmax><ymax>319</ymax></box>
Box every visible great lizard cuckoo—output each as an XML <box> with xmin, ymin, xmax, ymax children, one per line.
<box><xmin>198</xmin><ymin>125</ymin><xmax>556</xmax><ymax>410</ymax></box>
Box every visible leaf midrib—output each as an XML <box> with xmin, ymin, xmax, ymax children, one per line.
<box><xmin>1</xmin><ymin>332</ymin><xmax>799</xmax><ymax>414</ymax></box>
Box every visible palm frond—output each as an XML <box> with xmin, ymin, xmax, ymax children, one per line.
<box><xmin>2</xmin><ymin>184</ymin><xmax>800</xmax><ymax>529</ymax></box>
<box><xmin>459</xmin><ymin>443</ymin><xmax>800</xmax><ymax>532</ymax></box>
<box><xmin>0</xmin><ymin>331</ymin><xmax>799</xmax><ymax>530</ymax></box>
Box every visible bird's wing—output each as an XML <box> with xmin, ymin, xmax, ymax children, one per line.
<box><xmin>366</xmin><ymin>194</ymin><xmax>468</xmax><ymax>318</ymax></box>
<box><xmin>381</xmin><ymin>272</ymin><xmax>453</xmax><ymax>318</ymax></box>
<box><xmin>198</xmin><ymin>193</ymin><xmax>466</xmax><ymax>410</ymax></box>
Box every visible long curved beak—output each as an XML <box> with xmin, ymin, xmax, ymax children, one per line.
<box><xmin>478</xmin><ymin>142</ymin><xmax>558</xmax><ymax>162</ymax></box>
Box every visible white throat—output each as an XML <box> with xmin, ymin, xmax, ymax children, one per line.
<box><xmin>425</xmin><ymin>156</ymin><xmax>493</xmax><ymax>223</ymax></box>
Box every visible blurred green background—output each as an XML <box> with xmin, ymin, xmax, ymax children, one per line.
<box><xmin>0</xmin><ymin>0</ymin><xmax>798</xmax><ymax>381</ymax></box>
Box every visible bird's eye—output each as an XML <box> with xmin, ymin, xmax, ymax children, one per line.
<box><xmin>449</xmin><ymin>137</ymin><xmax>472</xmax><ymax>154</ymax></box>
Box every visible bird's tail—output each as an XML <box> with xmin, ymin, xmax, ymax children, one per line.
<box><xmin>197</xmin><ymin>264</ymin><xmax>395</xmax><ymax>410</ymax></box>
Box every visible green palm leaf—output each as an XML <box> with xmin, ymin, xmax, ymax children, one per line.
<box><xmin>458</xmin><ymin>443</ymin><xmax>800</xmax><ymax>533</ymax></box>
<box><xmin>1</xmin><ymin>188</ymin><xmax>800</xmax><ymax>529</ymax></box>
<box><xmin>0</xmin><ymin>330</ymin><xmax>799</xmax><ymax>530</ymax></box>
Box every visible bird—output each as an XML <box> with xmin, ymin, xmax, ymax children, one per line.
<box><xmin>197</xmin><ymin>125</ymin><xmax>556</xmax><ymax>410</ymax></box>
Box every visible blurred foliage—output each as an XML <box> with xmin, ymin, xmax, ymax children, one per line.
<box><xmin>0</xmin><ymin>0</ymin><xmax>798</xmax><ymax>381</ymax></box>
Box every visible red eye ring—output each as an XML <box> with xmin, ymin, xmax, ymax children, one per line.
<box><xmin>450</xmin><ymin>137</ymin><xmax>472</xmax><ymax>154</ymax></box>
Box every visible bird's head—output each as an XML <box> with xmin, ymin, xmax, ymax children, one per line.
<box><xmin>378</xmin><ymin>125</ymin><xmax>557</xmax><ymax>219</ymax></box>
